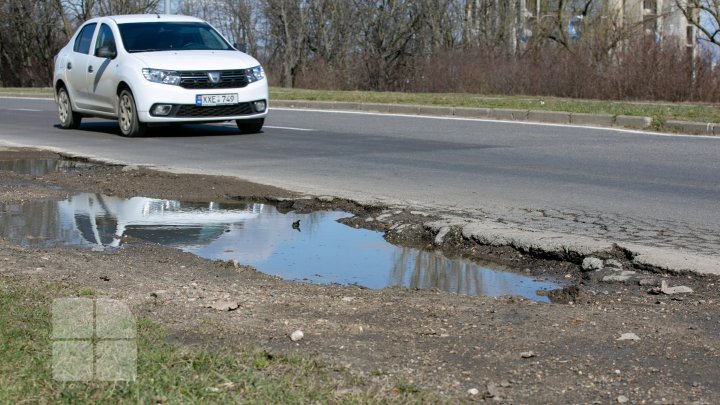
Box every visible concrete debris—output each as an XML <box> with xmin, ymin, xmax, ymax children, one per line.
<box><xmin>208</xmin><ymin>300</ymin><xmax>239</xmax><ymax>311</ymax></box>
<box><xmin>605</xmin><ymin>259</ymin><xmax>623</xmax><ymax>269</ymax></box>
<box><xmin>602</xmin><ymin>271</ymin><xmax>637</xmax><ymax>283</ymax></box>
<box><xmin>582</xmin><ymin>257</ymin><xmax>604</xmax><ymax>272</ymax></box>
<box><xmin>617</xmin><ymin>333</ymin><xmax>640</xmax><ymax>341</ymax></box>
<box><xmin>290</xmin><ymin>330</ymin><xmax>304</xmax><ymax>342</ymax></box>
<box><xmin>638</xmin><ymin>278</ymin><xmax>658</xmax><ymax>287</ymax></box>
<box><xmin>434</xmin><ymin>226</ymin><xmax>451</xmax><ymax>246</ymax></box>
<box><xmin>486</xmin><ymin>382</ymin><xmax>501</xmax><ymax>398</ymax></box>
<box><xmin>659</xmin><ymin>280</ymin><xmax>694</xmax><ymax>295</ymax></box>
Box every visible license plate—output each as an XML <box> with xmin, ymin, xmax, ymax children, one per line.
<box><xmin>195</xmin><ymin>93</ymin><xmax>238</xmax><ymax>107</ymax></box>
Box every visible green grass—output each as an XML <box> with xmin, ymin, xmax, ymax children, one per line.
<box><xmin>6</xmin><ymin>85</ymin><xmax>717</xmax><ymax>124</ymax></box>
<box><xmin>0</xmin><ymin>278</ymin><xmax>436</xmax><ymax>404</ymax></box>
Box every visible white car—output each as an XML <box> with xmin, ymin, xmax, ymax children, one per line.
<box><xmin>53</xmin><ymin>14</ymin><xmax>268</xmax><ymax>137</ymax></box>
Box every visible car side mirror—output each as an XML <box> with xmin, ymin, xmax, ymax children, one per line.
<box><xmin>96</xmin><ymin>46</ymin><xmax>117</xmax><ymax>59</ymax></box>
<box><xmin>234</xmin><ymin>43</ymin><xmax>248</xmax><ymax>53</ymax></box>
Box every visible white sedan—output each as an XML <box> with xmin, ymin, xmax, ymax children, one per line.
<box><xmin>53</xmin><ymin>14</ymin><xmax>268</xmax><ymax>137</ymax></box>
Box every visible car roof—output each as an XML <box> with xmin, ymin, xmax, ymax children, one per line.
<box><xmin>103</xmin><ymin>14</ymin><xmax>205</xmax><ymax>24</ymax></box>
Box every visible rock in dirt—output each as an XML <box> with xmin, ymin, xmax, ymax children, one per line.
<box><xmin>582</xmin><ymin>257</ymin><xmax>603</xmax><ymax>271</ymax></box>
<box><xmin>486</xmin><ymin>382</ymin><xmax>501</xmax><ymax>398</ymax></box>
<box><xmin>520</xmin><ymin>351</ymin><xmax>536</xmax><ymax>358</ymax></box>
<box><xmin>650</xmin><ymin>280</ymin><xmax>694</xmax><ymax>295</ymax></box>
<box><xmin>547</xmin><ymin>284</ymin><xmax>588</xmax><ymax>304</ymax></box>
<box><xmin>602</xmin><ymin>271</ymin><xmax>637</xmax><ymax>283</ymax></box>
<box><xmin>467</xmin><ymin>388</ymin><xmax>480</xmax><ymax>396</ymax></box>
<box><xmin>605</xmin><ymin>259</ymin><xmax>623</xmax><ymax>269</ymax></box>
<box><xmin>208</xmin><ymin>300</ymin><xmax>239</xmax><ymax>311</ymax></box>
<box><xmin>617</xmin><ymin>333</ymin><xmax>640</xmax><ymax>341</ymax></box>
<box><xmin>290</xmin><ymin>330</ymin><xmax>304</xmax><ymax>342</ymax></box>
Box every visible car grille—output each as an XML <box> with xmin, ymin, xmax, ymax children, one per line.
<box><xmin>179</xmin><ymin>70</ymin><xmax>249</xmax><ymax>89</ymax></box>
<box><xmin>175</xmin><ymin>102</ymin><xmax>255</xmax><ymax>118</ymax></box>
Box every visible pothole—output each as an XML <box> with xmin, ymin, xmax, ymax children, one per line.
<box><xmin>0</xmin><ymin>192</ymin><xmax>563</xmax><ymax>302</ymax></box>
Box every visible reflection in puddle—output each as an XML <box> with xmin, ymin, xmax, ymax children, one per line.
<box><xmin>0</xmin><ymin>159</ymin><xmax>91</xmax><ymax>176</ymax></box>
<box><xmin>0</xmin><ymin>193</ymin><xmax>561</xmax><ymax>301</ymax></box>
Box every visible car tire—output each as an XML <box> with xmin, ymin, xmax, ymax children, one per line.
<box><xmin>236</xmin><ymin>118</ymin><xmax>264</xmax><ymax>134</ymax></box>
<box><xmin>118</xmin><ymin>89</ymin><xmax>147</xmax><ymax>137</ymax></box>
<box><xmin>57</xmin><ymin>87</ymin><xmax>82</xmax><ymax>129</ymax></box>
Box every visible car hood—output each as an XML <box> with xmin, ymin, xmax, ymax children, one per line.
<box><xmin>130</xmin><ymin>50</ymin><xmax>260</xmax><ymax>71</ymax></box>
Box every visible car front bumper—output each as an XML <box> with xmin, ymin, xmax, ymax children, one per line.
<box><xmin>133</xmin><ymin>80</ymin><xmax>269</xmax><ymax>123</ymax></box>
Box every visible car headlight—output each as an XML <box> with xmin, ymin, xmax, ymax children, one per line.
<box><xmin>142</xmin><ymin>68</ymin><xmax>181</xmax><ymax>85</ymax></box>
<box><xmin>245</xmin><ymin>66</ymin><xmax>265</xmax><ymax>83</ymax></box>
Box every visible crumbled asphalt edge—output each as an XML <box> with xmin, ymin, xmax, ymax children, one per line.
<box><xmin>2</xmin><ymin>150</ymin><xmax>713</xmax><ymax>302</ymax></box>
<box><xmin>235</xmin><ymin>193</ymin><xmax>715</xmax><ymax>302</ymax></box>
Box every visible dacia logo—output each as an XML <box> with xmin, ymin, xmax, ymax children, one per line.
<box><xmin>208</xmin><ymin>72</ymin><xmax>221</xmax><ymax>84</ymax></box>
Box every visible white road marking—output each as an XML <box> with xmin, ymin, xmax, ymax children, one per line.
<box><xmin>0</xmin><ymin>96</ymin><xmax>53</xmax><ymax>101</ymax></box>
<box><xmin>269</xmin><ymin>107</ymin><xmax>720</xmax><ymax>140</ymax></box>
<box><xmin>9</xmin><ymin>108</ymin><xmax>43</xmax><ymax>112</ymax></box>
<box><xmin>264</xmin><ymin>125</ymin><xmax>314</xmax><ymax>132</ymax></box>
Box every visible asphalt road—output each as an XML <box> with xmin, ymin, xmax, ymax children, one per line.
<box><xmin>1</xmin><ymin>96</ymin><xmax>719</xmax><ymax>257</ymax></box>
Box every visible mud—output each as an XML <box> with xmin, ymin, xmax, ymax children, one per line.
<box><xmin>1</xmin><ymin>146</ymin><xmax>718</xmax><ymax>403</ymax></box>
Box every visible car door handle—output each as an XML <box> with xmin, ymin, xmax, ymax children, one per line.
<box><xmin>88</xmin><ymin>65</ymin><xmax>94</xmax><ymax>73</ymax></box>
<box><xmin>66</xmin><ymin>62</ymin><xmax>72</xmax><ymax>70</ymax></box>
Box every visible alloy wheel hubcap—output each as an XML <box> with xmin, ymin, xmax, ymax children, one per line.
<box><xmin>58</xmin><ymin>92</ymin><xmax>68</xmax><ymax>122</ymax></box>
<box><xmin>120</xmin><ymin>95</ymin><xmax>132</xmax><ymax>132</ymax></box>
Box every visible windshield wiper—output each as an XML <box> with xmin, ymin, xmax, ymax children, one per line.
<box><xmin>129</xmin><ymin>49</ymin><xmax>166</xmax><ymax>53</ymax></box>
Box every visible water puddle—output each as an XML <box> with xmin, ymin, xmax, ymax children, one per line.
<box><xmin>0</xmin><ymin>159</ymin><xmax>92</xmax><ymax>176</ymax></box>
<box><xmin>0</xmin><ymin>193</ymin><xmax>562</xmax><ymax>302</ymax></box>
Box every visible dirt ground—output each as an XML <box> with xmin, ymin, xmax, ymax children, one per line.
<box><xmin>1</xmin><ymin>147</ymin><xmax>718</xmax><ymax>404</ymax></box>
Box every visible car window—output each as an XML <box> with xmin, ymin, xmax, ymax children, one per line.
<box><xmin>94</xmin><ymin>24</ymin><xmax>116</xmax><ymax>54</ymax></box>
<box><xmin>118</xmin><ymin>22</ymin><xmax>233</xmax><ymax>53</ymax></box>
<box><xmin>73</xmin><ymin>23</ymin><xmax>97</xmax><ymax>54</ymax></box>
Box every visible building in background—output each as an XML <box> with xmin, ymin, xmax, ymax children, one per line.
<box><xmin>609</xmin><ymin>0</ymin><xmax>698</xmax><ymax>57</ymax></box>
<box><xmin>465</xmin><ymin>0</ymin><xmax>698</xmax><ymax>55</ymax></box>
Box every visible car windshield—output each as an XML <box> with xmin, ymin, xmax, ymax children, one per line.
<box><xmin>118</xmin><ymin>22</ymin><xmax>233</xmax><ymax>53</ymax></box>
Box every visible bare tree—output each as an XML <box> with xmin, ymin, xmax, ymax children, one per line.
<box><xmin>96</xmin><ymin>0</ymin><xmax>160</xmax><ymax>15</ymax></box>
<box><xmin>353</xmin><ymin>0</ymin><xmax>424</xmax><ymax>90</ymax></box>
<box><xmin>418</xmin><ymin>0</ymin><xmax>462</xmax><ymax>53</ymax></box>
<box><xmin>265</xmin><ymin>0</ymin><xmax>308</xmax><ymax>87</ymax></box>
<box><xmin>676</xmin><ymin>0</ymin><xmax>720</xmax><ymax>47</ymax></box>
<box><xmin>0</xmin><ymin>0</ymin><xmax>64</xmax><ymax>86</ymax></box>
<box><xmin>463</xmin><ymin>0</ymin><xmax>522</xmax><ymax>53</ymax></box>
<box><xmin>304</xmin><ymin>0</ymin><xmax>355</xmax><ymax>65</ymax></box>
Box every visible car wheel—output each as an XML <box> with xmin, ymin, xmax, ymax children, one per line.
<box><xmin>57</xmin><ymin>87</ymin><xmax>82</xmax><ymax>129</ymax></box>
<box><xmin>236</xmin><ymin>118</ymin><xmax>264</xmax><ymax>134</ymax></box>
<box><xmin>118</xmin><ymin>89</ymin><xmax>147</xmax><ymax>137</ymax></box>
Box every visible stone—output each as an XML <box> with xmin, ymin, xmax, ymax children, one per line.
<box><xmin>638</xmin><ymin>278</ymin><xmax>658</xmax><ymax>287</ymax></box>
<box><xmin>434</xmin><ymin>226</ymin><xmax>451</xmax><ymax>246</ymax></box>
<box><xmin>604</xmin><ymin>259</ymin><xmax>623</xmax><ymax>269</ymax></box>
<box><xmin>290</xmin><ymin>330</ymin><xmax>304</xmax><ymax>342</ymax></box>
<box><xmin>582</xmin><ymin>257</ymin><xmax>604</xmax><ymax>271</ymax></box>
<box><xmin>486</xmin><ymin>382</ymin><xmax>501</xmax><ymax>398</ymax></box>
<box><xmin>617</xmin><ymin>395</ymin><xmax>629</xmax><ymax>403</ymax></box>
<box><xmin>602</xmin><ymin>274</ymin><xmax>632</xmax><ymax>283</ymax></box>
<box><xmin>603</xmin><ymin>270</ymin><xmax>637</xmax><ymax>283</ymax></box>
<box><xmin>520</xmin><ymin>351</ymin><xmax>536</xmax><ymax>358</ymax></box>
<box><xmin>660</xmin><ymin>280</ymin><xmax>693</xmax><ymax>295</ymax></box>
<box><xmin>467</xmin><ymin>388</ymin><xmax>480</xmax><ymax>396</ymax></box>
<box><xmin>209</xmin><ymin>300</ymin><xmax>239</xmax><ymax>311</ymax></box>
<box><xmin>617</xmin><ymin>333</ymin><xmax>640</xmax><ymax>341</ymax></box>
